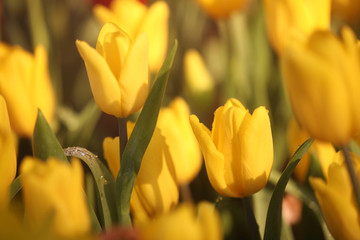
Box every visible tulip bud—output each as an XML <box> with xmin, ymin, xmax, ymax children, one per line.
<box><xmin>190</xmin><ymin>98</ymin><xmax>273</xmax><ymax>198</ymax></box>
<box><xmin>103</xmin><ymin>123</ymin><xmax>178</xmax><ymax>222</ymax></box>
<box><xmin>157</xmin><ymin>97</ymin><xmax>202</xmax><ymax>184</ymax></box>
<box><xmin>139</xmin><ymin>202</ymin><xmax>223</xmax><ymax>240</ymax></box>
<box><xmin>287</xmin><ymin>117</ymin><xmax>335</xmax><ymax>183</ymax></box>
<box><xmin>76</xmin><ymin>23</ymin><xmax>149</xmax><ymax>118</ymax></box>
<box><xmin>0</xmin><ymin>95</ymin><xmax>17</xmax><ymax>208</ymax></box>
<box><xmin>282</xmin><ymin>27</ymin><xmax>360</xmax><ymax>144</ymax></box>
<box><xmin>0</xmin><ymin>44</ymin><xmax>55</xmax><ymax>136</ymax></box>
<box><xmin>93</xmin><ymin>0</ymin><xmax>169</xmax><ymax>72</ymax></box>
<box><xmin>309</xmin><ymin>151</ymin><xmax>360</xmax><ymax>239</ymax></box>
<box><xmin>262</xmin><ymin>0</ymin><xmax>330</xmax><ymax>54</ymax></box>
<box><xmin>193</xmin><ymin>0</ymin><xmax>249</xmax><ymax>18</ymax></box>
<box><xmin>20</xmin><ymin>157</ymin><xmax>91</xmax><ymax>238</ymax></box>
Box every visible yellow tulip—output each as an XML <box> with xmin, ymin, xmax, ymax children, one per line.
<box><xmin>190</xmin><ymin>98</ymin><xmax>273</xmax><ymax>198</ymax></box>
<box><xmin>103</xmin><ymin>123</ymin><xmax>178</xmax><ymax>222</ymax></box>
<box><xmin>20</xmin><ymin>157</ymin><xmax>91</xmax><ymax>238</ymax></box>
<box><xmin>262</xmin><ymin>0</ymin><xmax>330</xmax><ymax>54</ymax></box>
<box><xmin>287</xmin><ymin>117</ymin><xmax>335</xmax><ymax>183</ymax></box>
<box><xmin>184</xmin><ymin>49</ymin><xmax>214</xmax><ymax>95</ymax></box>
<box><xmin>93</xmin><ymin>0</ymin><xmax>169</xmax><ymax>72</ymax></box>
<box><xmin>139</xmin><ymin>202</ymin><xmax>223</xmax><ymax>240</ymax></box>
<box><xmin>193</xmin><ymin>0</ymin><xmax>249</xmax><ymax>18</ymax></box>
<box><xmin>282</xmin><ymin>27</ymin><xmax>360</xmax><ymax>144</ymax></box>
<box><xmin>332</xmin><ymin>0</ymin><xmax>360</xmax><ymax>23</ymax></box>
<box><xmin>76</xmin><ymin>23</ymin><xmax>149</xmax><ymax>118</ymax></box>
<box><xmin>157</xmin><ymin>97</ymin><xmax>202</xmax><ymax>184</ymax></box>
<box><xmin>309</xmin><ymin>151</ymin><xmax>360</xmax><ymax>240</ymax></box>
<box><xmin>0</xmin><ymin>44</ymin><xmax>55</xmax><ymax>136</ymax></box>
<box><xmin>0</xmin><ymin>95</ymin><xmax>17</xmax><ymax>208</ymax></box>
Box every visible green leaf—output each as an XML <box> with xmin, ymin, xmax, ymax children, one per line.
<box><xmin>32</xmin><ymin>109</ymin><xmax>67</xmax><ymax>161</ymax></box>
<box><xmin>9</xmin><ymin>175</ymin><xmax>22</xmax><ymax>200</ymax></box>
<box><xmin>64</xmin><ymin>147</ymin><xmax>117</xmax><ymax>229</ymax></box>
<box><xmin>264</xmin><ymin>138</ymin><xmax>313</xmax><ymax>240</ymax></box>
<box><xmin>115</xmin><ymin>40</ymin><xmax>178</xmax><ymax>225</ymax></box>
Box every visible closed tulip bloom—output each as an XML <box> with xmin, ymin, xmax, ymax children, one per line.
<box><xmin>139</xmin><ymin>202</ymin><xmax>222</xmax><ymax>240</ymax></box>
<box><xmin>157</xmin><ymin>97</ymin><xmax>202</xmax><ymax>184</ymax></box>
<box><xmin>76</xmin><ymin>23</ymin><xmax>149</xmax><ymax>118</ymax></box>
<box><xmin>184</xmin><ymin>49</ymin><xmax>214</xmax><ymax>95</ymax></box>
<box><xmin>103</xmin><ymin>123</ymin><xmax>178</xmax><ymax>222</ymax></box>
<box><xmin>0</xmin><ymin>95</ymin><xmax>16</xmax><ymax>208</ymax></box>
<box><xmin>193</xmin><ymin>0</ymin><xmax>249</xmax><ymax>18</ymax></box>
<box><xmin>94</xmin><ymin>0</ymin><xmax>169</xmax><ymax>72</ymax></box>
<box><xmin>20</xmin><ymin>157</ymin><xmax>91</xmax><ymax>238</ymax></box>
<box><xmin>190</xmin><ymin>98</ymin><xmax>273</xmax><ymax>198</ymax></box>
<box><xmin>263</xmin><ymin>0</ymin><xmax>330</xmax><ymax>54</ymax></box>
<box><xmin>0</xmin><ymin>44</ymin><xmax>55</xmax><ymax>136</ymax></box>
<box><xmin>282</xmin><ymin>27</ymin><xmax>360</xmax><ymax>144</ymax></box>
<box><xmin>309</xmin><ymin>152</ymin><xmax>360</xmax><ymax>239</ymax></box>
<box><xmin>287</xmin><ymin>117</ymin><xmax>335</xmax><ymax>183</ymax></box>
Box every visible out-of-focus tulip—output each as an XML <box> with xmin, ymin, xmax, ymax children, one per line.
<box><xmin>0</xmin><ymin>95</ymin><xmax>16</xmax><ymax>208</ymax></box>
<box><xmin>103</xmin><ymin>123</ymin><xmax>178</xmax><ymax>222</ymax></box>
<box><xmin>139</xmin><ymin>202</ymin><xmax>222</xmax><ymax>240</ymax></box>
<box><xmin>93</xmin><ymin>0</ymin><xmax>168</xmax><ymax>72</ymax></box>
<box><xmin>193</xmin><ymin>0</ymin><xmax>249</xmax><ymax>18</ymax></box>
<box><xmin>0</xmin><ymin>44</ymin><xmax>55</xmax><ymax>137</ymax></box>
<box><xmin>309</xmin><ymin>151</ymin><xmax>360</xmax><ymax>240</ymax></box>
<box><xmin>20</xmin><ymin>157</ymin><xmax>91</xmax><ymax>238</ymax></box>
<box><xmin>287</xmin><ymin>117</ymin><xmax>335</xmax><ymax>183</ymax></box>
<box><xmin>282</xmin><ymin>27</ymin><xmax>360</xmax><ymax>144</ymax></box>
<box><xmin>76</xmin><ymin>23</ymin><xmax>149</xmax><ymax>118</ymax></box>
<box><xmin>157</xmin><ymin>97</ymin><xmax>202</xmax><ymax>184</ymax></box>
<box><xmin>190</xmin><ymin>98</ymin><xmax>273</xmax><ymax>198</ymax></box>
<box><xmin>332</xmin><ymin>0</ymin><xmax>360</xmax><ymax>23</ymax></box>
<box><xmin>262</xmin><ymin>0</ymin><xmax>330</xmax><ymax>54</ymax></box>
<box><xmin>184</xmin><ymin>49</ymin><xmax>214</xmax><ymax>96</ymax></box>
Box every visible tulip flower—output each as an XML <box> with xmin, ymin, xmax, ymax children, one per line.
<box><xmin>20</xmin><ymin>157</ymin><xmax>91</xmax><ymax>238</ymax></box>
<box><xmin>287</xmin><ymin>117</ymin><xmax>335</xmax><ymax>183</ymax></box>
<box><xmin>190</xmin><ymin>98</ymin><xmax>273</xmax><ymax>198</ymax></box>
<box><xmin>309</xmin><ymin>151</ymin><xmax>360</xmax><ymax>239</ymax></box>
<box><xmin>262</xmin><ymin>0</ymin><xmax>330</xmax><ymax>54</ymax></box>
<box><xmin>0</xmin><ymin>44</ymin><xmax>55</xmax><ymax>137</ymax></box>
<box><xmin>93</xmin><ymin>0</ymin><xmax>168</xmax><ymax>72</ymax></box>
<box><xmin>0</xmin><ymin>95</ymin><xmax>17</xmax><ymax>208</ymax></box>
<box><xmin>184</xmin><ymin>49</ymin><xmax>214</xmax><ymax>96</ymax></box>
<box><xmin>139</xmin><ymin>202</ymin><xmax>222</xmax><ymax>240</ymax></box>
<box><xmin>157</xmin><ymin>97</ymin><xmax>202</xmax><ymax>184</ymax></box>
<box><xmin>76</xmin><ymin>23</ymin><xmax>149</xmax><ymax>118</ymax></box>
<box><xmin>193</xmin><ymin>0</ymin><xmax>249</xmax><ymax>18</ymax></box>
<box><xmin>103</xmin><ymin>122</ymin><xmax>178</xmax><ymax>222</ymax></box>
<box><xmin>282</xmin><ymin>27</ymin><xmax>360</xmax><ymax>144</ymax></box>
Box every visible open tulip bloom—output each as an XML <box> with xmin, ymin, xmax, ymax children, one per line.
<box><xmin>5</xmin><ymin>1</ymin><xmax>360</xmax><ymax>239</ymax></box>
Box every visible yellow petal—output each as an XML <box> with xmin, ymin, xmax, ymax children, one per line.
<box><xmin>118</xmin><ymin>32</ymin><xmax>149</xmax><ymax>117</ymax></box>
<box><xmin>32</xmin><ymin>45</ymin><xmax>55</xmax><ymax>125</ymax></box>
<box><xmin>110</xmin><ymin>0</ymin><xmax>146</xmax><ymax>38</ymax></box>
<box><xmin>103</xmin><ymin>136</ymin><xmax>120</xmax><ymax>179</ymax></box>
<box><xmin>138</xmin><ymin>1</ymin><xmax>169</xmax><ymax>72</ymax></box>
<box><xmin>0</xmin><ymin>96</ymin><xmax>17</xmax><ymax>208</ymax></box>
<box><xmin>76</xmin><ymin>40</ymin><xmax>122</xmax><ymax>116</ymax></box>
<box><xmin>190</xmin><ymin>115</ymin><xmax>238</xmax><ymax>197</ymax></box>
<box><xmin>157</xmin><ymin>97</ymin><xmax>202</xmax><ymax>184</ymax></box>
<box><xmin>236</xmin><ymin>106</ymin><xmax>273</xmax><ymax>196</ymax></box>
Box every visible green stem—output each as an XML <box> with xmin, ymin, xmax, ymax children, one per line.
<box><xmin>118</xmin><ymin>118</ymin><xmax>128</xmax><ymax>158</ymax></box>
<box><xmin>342</xmin><ymin>145</ymin><xmax>360</xmax><ymax>214</ymax></box>
<box><xmin>241</xmin><ymin>197</ymin><xmax>261</xmax><ymax>240</ymax></box>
